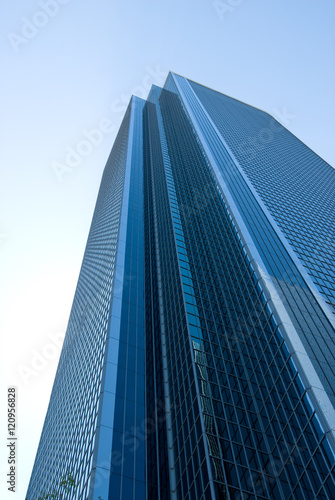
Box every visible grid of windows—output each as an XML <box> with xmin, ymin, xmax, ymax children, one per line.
<box><xmin>188</xmin><ymin>79</ymin><xmax>335</xmax><ymax>315</ymax></box>
<box><xmin>28</xmin><ymin>73</ymin><xmax>335</xmax><ymax>500</ymax></box>
<box><xmin>148</xmin><ymin>90</ymin><xmax>212</xmax><ymax>500</ymax></box>
<box><xmin>157</xmin><ymin>87</ymin><xmax>335</xmax><ymax>499</ymax></box>
<box><xmin>143</xmin><ymin>91</ymin><xmax>173</xmax><ymax>499</ymax></box>
<box><xmin>27</xmin><ymin>105</ymin><xmax>132</xmax><ymax>500</ymax></box>
<box><xmin>27</xmin><ymin>99</ymin><xmax>146</xmax><ymax>500</ymax></box>
<box><xmin>169</xmin><ymin>74</ymin><xmax>335</xmax><ymax>411</ymax></box>
<box><xmin>107</xmin><ymin>97</ymin><xmax>146</xmax><ymax>499</ymax></box>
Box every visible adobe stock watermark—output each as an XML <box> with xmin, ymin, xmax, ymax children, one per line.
<box><xmin>88</xmin><ymin>416</ymin><xmax>155</xmax><ymax>490</ymax></box>
<box><xmin>52</xmin><ymin>119</ymin><xmax>115</xmax><ymax>183</ymax></box>
<box><xmin>52</xmin><ymin>65</ymin><xmax>166</xmax><ymax>183</ymax></box>
<box><xmin>236</xmin><ymin>442</ymin><xmax>307</xmax><ymax>499</ymax></box>
<box><xmin>88</xmin><ymin>398</ymin><xmax>177</xmax><ymax>492</ymax></box>
<box><xmin>235</xmin><ymin>107</ymin><xmax>296</xmax><ymax>162</ymax></box>
<box><xmin>113</xmin><ymin>268</ymin><xmax>136</xmax><ymax>296</ymax></box>
<box><xmin>310</xmin><ymin>233</ymin><xmax>335</xmax><ymax>265</ymax></box>
<box><xmin>0</xmin><ymin>233</ymin><xmax>9</xmax><ymax>246</ymax></box>
<box><xmin>17</xmin><ymin>331</ymin><xmax>65</xmax><ymax>386</ymax></box>
<box><xmin>213</xmin><ymin>0</ymin><xmax>246</xmax><ymax>21</ymax></box>
<box><xmin>179</xmin><ymin>182</ymin><xmax>216</xmax><ymax>222</ymax></box>
<box><xmin>7</xmin><ymin>0</ymin><xmax>72</xmax><ymax>54</ymax></box>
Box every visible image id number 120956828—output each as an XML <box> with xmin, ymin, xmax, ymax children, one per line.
<box><xmin>7</xmin><ymin>387</ymin><xmax>16</xmax><ymax>492</ymax></box>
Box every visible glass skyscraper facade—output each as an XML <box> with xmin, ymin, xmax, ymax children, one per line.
<box><xmin>27</xmin><ymin>73</ymin><xmax>335</xmax><ymax>500</ymax></box>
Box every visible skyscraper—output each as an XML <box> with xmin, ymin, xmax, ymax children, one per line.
<box><xmin>27</xmin><ymin>73</ymin><xmax>335</xmax><ymax>500</ymax></box>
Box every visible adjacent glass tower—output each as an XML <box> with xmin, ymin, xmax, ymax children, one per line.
<box><xmin>27</xmin><ymin>73</ymin><xmax>335</xmax><ymax>500</ymax></box>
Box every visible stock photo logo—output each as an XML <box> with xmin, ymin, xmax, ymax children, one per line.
<box><xmin>235</xmin><ymin>107</ymin><xmax>296</xmax><ymax>162</ymax></box>
<box><xmin>17</xmin><ymin>331</ymin><xmax>65</xmax><ymax>385</ymax></box>
<box><xmin>7</xmin><ymin>0</ymin><xmax>73</xmax><ymax>53</ymax></box>
<box><xmin>51</xmin><ymin>65</ymin><xmax>166</xmax><ymax>183</ymax></box>
<box><xmin>0</xmin><ymin>232</ymin><xmax>9</xmax><ymax>246</ymax></box>
<box><xmin>213</xmin><ymin>0</ymin><xmax>246</xmax><ymax>21</ymax></box>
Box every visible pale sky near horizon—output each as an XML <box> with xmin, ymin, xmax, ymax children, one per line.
<box><xmin>1</xmin><ymin>0</ymin><xmax>335</xmax><ymax>498</ymax></box>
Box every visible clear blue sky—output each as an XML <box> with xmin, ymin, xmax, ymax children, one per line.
<box><xmin>1</xmin><ymin>0</ymin><xmax>334</xmax><ymax>497</ymax></box>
